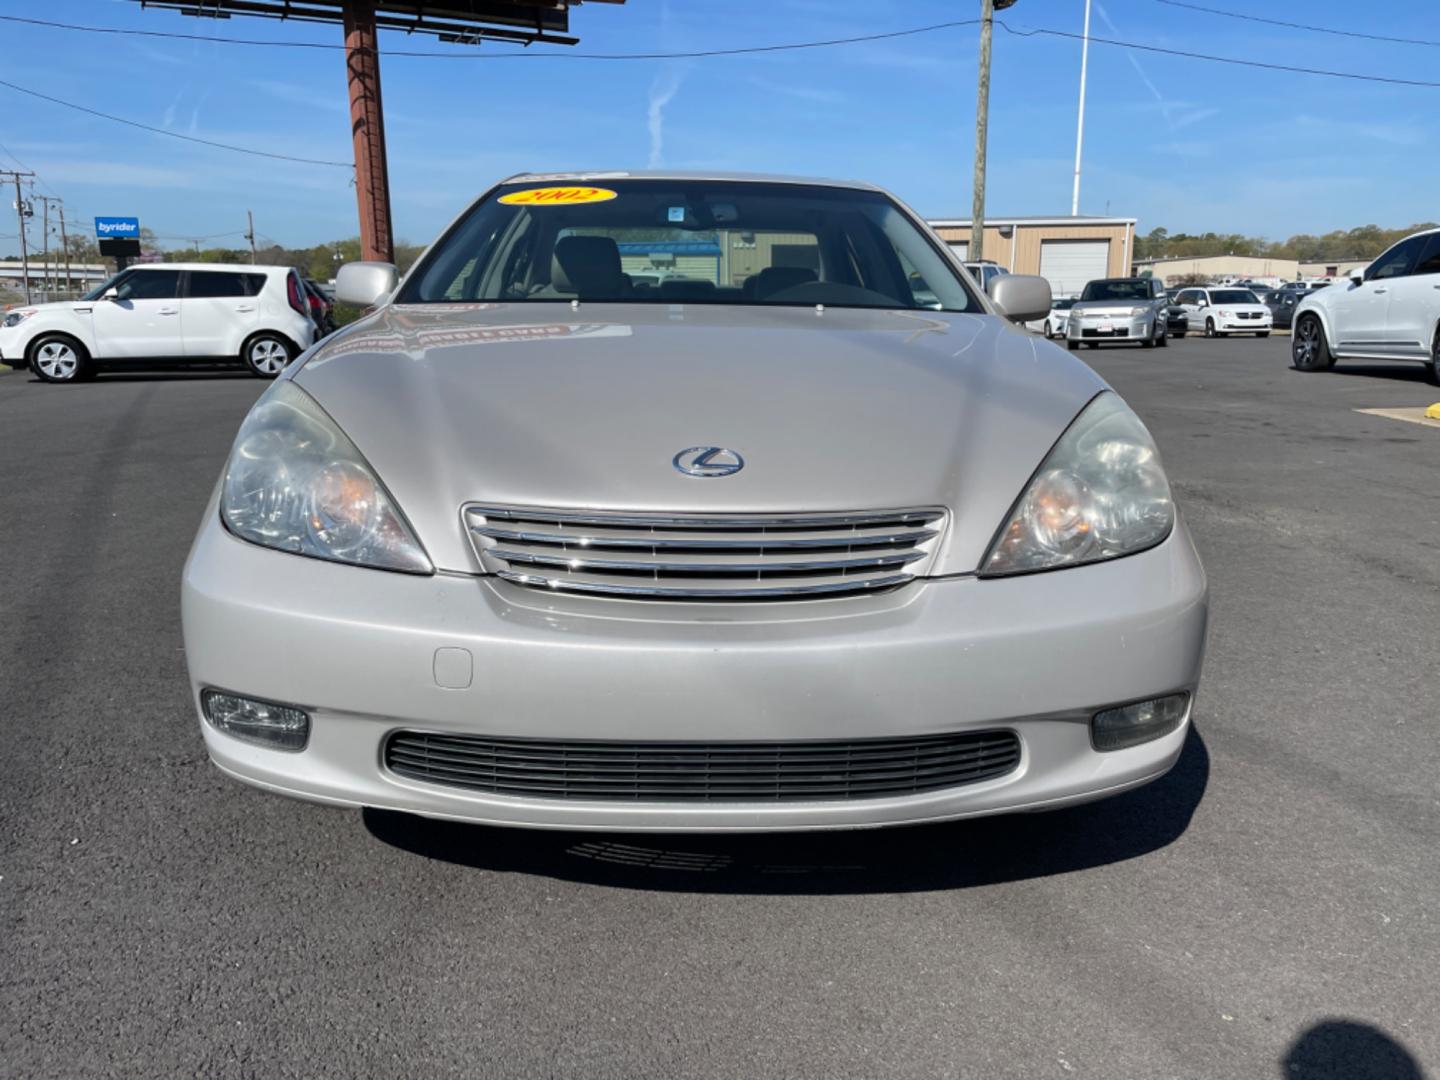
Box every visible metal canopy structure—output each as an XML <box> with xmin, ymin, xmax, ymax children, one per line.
<box><xmin>133</xmin><ymin>1</ymin><xmax>625</xmax><ymax>262</ymax></box>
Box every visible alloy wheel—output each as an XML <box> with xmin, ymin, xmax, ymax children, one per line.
<box><xmin>1294</xmin><ymin>319</ymin><xmax>1319</xmax><ymax>367</ymax></box>
<box><xmin>35</xmin><ymin>341</ymin><xmax>79</xmax><ymax>381</ymax></box>
<box><xmin>249</xmin><ymin>338</ymin><xmax>289</xmax><ymax>376</ymax></box>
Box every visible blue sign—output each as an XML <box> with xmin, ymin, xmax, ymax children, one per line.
<box><xmin>95</xmin><ymin>216</ymin><xmax>140</xmax><ymax>239</ymax></box>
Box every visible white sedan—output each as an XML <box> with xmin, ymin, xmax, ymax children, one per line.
<box><xmin>1172</xmin><ymin>286</ymin><xmax>1272</xmax><ymax>338</ymax></box>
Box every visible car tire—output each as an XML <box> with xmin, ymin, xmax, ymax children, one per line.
<box><xmin>1173</xmin><ymin>329</ymin><xmax>1186</xmax><ymax>339</ymax></box>
<box><xmin>1291</xmin><ymin>314</ymin><xmax>1334</xmax><ymax>372</ymax></box>
<box><xmin>1428</xmin><ymin>327</ymin><xmax>1440</xmax><ymax>387</ymax></box>
<box><xmin>242</xmin><ymin>332</ymin><xmax>295</xmax><ymax>378</ymax></box>
<box><xmin>1067</xmin><ymin>340</ymin><xmax>1079</xmax><ymax>351</ymax></box>
<box><xmin>1158</xmin><ymin>323</ymin><xmax>1169</xmax><ymax>348</ymax></box>
<box><xmin>1141</xmin><ymin>321</ymin><xmax>1156</xmax><ymax>349</ymax></box>
<box><xmin>1043</xmin><ymin>320</ymin><xmax>1053</xmax><ymax>338</ymax></box>
<box><xmin>1205</xmin><ymin>318</ymin><xmax>1220</xmax><ymax>338</ymax></box>
<box><xmin>28</xmin><ymin>334</ymin><xmax>91</xmax><ymax>384</ymax></box>
<box><xmin>1257</xmin><ymin>331</ymin><xmax>1270</xmax><ymax>338</ymax></box>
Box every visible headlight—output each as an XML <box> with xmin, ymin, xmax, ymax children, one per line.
<box><xmin>1218</xmin><ymin>309</ymin><xmax>1232</xmax><ymax>317</ymax></box>
<box><xmin>220</xmin><ymin>380</ymin><xmax>432</xmax><ymax>574</ymax></box>
<box><xmin>982</xmin><ymin>392</ymin><xmax>1173</xmax><ymax>576</ymax></box>
<box><xmin>1127</xmin><ymin>306</ymin><xmax>1148</xmax><ymax>316</ymax></box>
<box><xmin>2</xmin><ymin>309</ymin><xmax>36</xmax><ymax>329</ymax></box>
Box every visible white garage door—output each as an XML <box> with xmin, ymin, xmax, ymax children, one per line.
<box><xmin>947</xmin><ymin>242</ymin><xmax>967</xmax><ymax>261</ymax></box>
<box><xmin>1039</xmin><ymin>240</ymin><xmax>1110</xmax><ymax>297</ymax></box>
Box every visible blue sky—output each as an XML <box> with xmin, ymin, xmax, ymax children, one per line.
<box><xmin>1</xmin><ymin>0</ymin><xmax>1436</xmax><ymax>249</ymax></box>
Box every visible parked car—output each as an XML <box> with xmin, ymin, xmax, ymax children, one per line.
<box><xmin>963</xmin><ymin>260</ymin><xmax>1010</xmax><ymax>291</ymax></box>
<box><xmin>0</xmin><ymin>263</ymin><xmax>318</xmax><ymax>382</ymax></box>
<box><xmin>1293</xmin><ymin>227</ymin><xmax>1440</xmax><ymax>383</ymax></box>
<box><xmin>180</xmin><ymin>171</ymin><xmax>1206</xmax><ymax>833</ymax></box>
<box><xmin>1065</xmin><ymin>277</ymin><xmax>1170</xmax><ymax>349</ymax></box>
<box><xmin>1266</xmin><ymin>290</ymin><xmax>1302</xmax><ymax>330</ymax></box>
<box><xmin>1164</xmin><ymin>299</ymin><xmax>1190</xmax><ymax>338</ymax></box>
<box><xmin>303</xmin><ymin>278</ymin><xmax>337</xmax><ymax>336</ymax></box>
<box><xmin>1027</xmin><ymin>297</ymin><xmax>1076</xmax><ymax>337</ymax></box>
<box><xmin>1171</xmin><ymin>286</ymin><xmax>1272</xmax><ymax>338</ymax></box>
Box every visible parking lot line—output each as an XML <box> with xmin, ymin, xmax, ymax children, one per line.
<box><xmin>1354</xmin><ymin>407</ymin><xmax>1440</xmax><ymax>431</ymax></box>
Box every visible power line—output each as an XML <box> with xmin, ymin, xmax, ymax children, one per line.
<box><xmin>996</xmin><ymin>20</ymin><xmax>1440</xmax><ymax>89</ymax></box>
<box><xmin>1151</xmin><ymin>0</ymin><xmax>1440</xmax><ymax>49</ymax></box>
<box><xmin>0</xmin><ymin>13</ymin><xmax>982</xmax><ymax>59</ymax></box>
<box><xmin>3</xmin><ymin>9</ymin><xmax>1436</xmax><ymax>91</ymax></box>
<box><xmin>0</xmin><ymin>78</ymin><xmax>353</xmax><ymax>167</ymax></box>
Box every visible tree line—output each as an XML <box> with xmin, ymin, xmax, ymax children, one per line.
<box><xmin>1133</xmin><ymin>222</ymin><xmax>1437</xmax><ymax>263</ymax></box>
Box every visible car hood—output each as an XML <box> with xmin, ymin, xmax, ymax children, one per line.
<box><xmin>2</xmin><ymin>300</ymin><xmax>79</xmax><ymax>317</ymax></box>
<box><xmin>291</xmin><ymin>303</ymin><xmax>1107</xmax><ymax>575</ymax></box>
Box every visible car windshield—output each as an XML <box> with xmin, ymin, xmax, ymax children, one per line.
<box><xmin>399</xmin><ymin>179</ymin><xmax>978</xmax><ymax>313</ymax></box>
<box><xmin>1211</xmin><ymin>290</ymin><xmax>1258</xmax><ymax>304</ymax></box>
<box><xmin>1080</xmin><ymin>280</ymin><xmax>1150</xmax><ymax>301</ymax></box>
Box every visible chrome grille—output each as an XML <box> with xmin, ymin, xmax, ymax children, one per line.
<box><xmin>464</xmin><ymin>505</ymin><xmax>946</xmax><ymax>601</ymax></box>
<box><xmin>384</xmin><ymin>729</ymin><xmax>1022</xmax><ymax>801</ymax></box>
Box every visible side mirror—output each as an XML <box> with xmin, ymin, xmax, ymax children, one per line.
<box><xmin>1347</xmin><ymin>268</ymin><xmax>1365</xmax><ymax>286</ymax></box>
<box><xmin>988</xmin><ymin>274</ymin><xmax>1052</xmax><ymax>324</ymax></box>
<box><xmin>335</xmin><ymin>261</ymin><xmax>399</xmax><ymax>308</ymax></box>
<box><xmin>102</xmin><ymin>287</ymin><xmax>119</xmax><ymax>301</ymax></box>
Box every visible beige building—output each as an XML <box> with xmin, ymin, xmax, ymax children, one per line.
<box><xmin>1299</xmin><ymin>258</ymin><xmax>1372</xmax><ymax>280</ymax></box>
<box><xmin>927</xmin><ymin>216</ymin><xmax>1136</xmax><ymax>297</ymax></box>
<box><xmin>1131</xmin><ymin>254</ymin><xmax>1299</xmax><ymax>286</ymax></box>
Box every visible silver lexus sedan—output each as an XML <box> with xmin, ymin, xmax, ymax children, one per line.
<box><xmin>182</xmin><ymin>172</ymin><xmax>1207</xmax><ymax>832</ymax></box>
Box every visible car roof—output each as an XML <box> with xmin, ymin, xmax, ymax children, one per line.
<box><xmin>501</xmin><ymin>169</ymin><xmax>884</xmax><ymax>192</ymax></box>
<box><xmin>128</xmin><ymin>262</ymin><xmax>291</xmax><ymax>273</ymax></box>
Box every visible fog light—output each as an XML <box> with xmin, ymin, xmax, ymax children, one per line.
<box><xmin>201</xmin><ymin>690</ymin><xmax>310</xmax><ymax>751</ymax></box>
<box><xmin>1091</xmin><ymin>693</ymin><xmax>1189</xmax><ymax>752</ymax></box>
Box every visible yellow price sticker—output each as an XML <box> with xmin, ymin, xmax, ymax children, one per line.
<box><xmin>498</xmin><ymin>186</ymin><xmax>618</xmax><ymax>207</ymax></box>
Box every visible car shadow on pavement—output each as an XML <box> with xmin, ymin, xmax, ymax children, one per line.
<box><xmin>1318</xmin><ymin>363</ymin><xmax>1438</xmax><ymax>385</ymax></box>
<box><xmin>363</xmin><ymin>726</ymin><xmax>1210</xmax><ymax>895</ymax></box>
<box><xmin>1281</xmin><ymin>1019</ymin><xmax>1426</xmax><ymax>1080</ymax></box>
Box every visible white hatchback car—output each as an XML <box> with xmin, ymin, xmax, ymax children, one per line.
<box><xmin>1292</xmin><ymin>228</ymin><xmax>1440</xmax><ymax>384</ymax></box>
<box><xmin>1172</xmin><ymin>286</ymin><xmax>1272</xmax><ymax>338</ymax></box>
<box><xmin>0</xmin><ymin>263</ymin><xmax>318</xmax><ymax>382</ymax></box>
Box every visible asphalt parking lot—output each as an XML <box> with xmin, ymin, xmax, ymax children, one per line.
<box><xmin>2</xmin><ymin>336</ymin><xmax>1437</xmax><ymax>1079</ymax></box>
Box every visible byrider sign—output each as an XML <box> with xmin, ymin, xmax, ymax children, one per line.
<box><xmin>94</xmin><ymin>217</ymin><xmax>141</xmax><ymax>239</ymax></box>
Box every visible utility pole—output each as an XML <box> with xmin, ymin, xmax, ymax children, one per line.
<box><xmin>970</xmin><ymin>0</ymin><xmax>1018</xmax><ymax>266</ymax></box>
<box><xmin>344</xmin><ymin>0</ymin><xmax>395</xmax><ymax>263</ymax></box>
<box><xmin>4</xmin><ymin>170</ymin><xmax>36</xmax><ymax>303</ymax></box>
<box><xmin>36</xmin><ymin>194</ymin><xmax>58</xmax><ymax>300</ymax></box>
<box><xmin>1071</xmin><ymin>0</ymin><xmax>1092</xmax><ymax>215</ymax></box>
<box><xmin>58</xmin><ymin>203</ymin><xmax>72</xmax><ymax>294</ymax></box>
<box><xmin>245</xmin><ymin>210</ymin><xmax>257</xmax><ymax>264</ymax></box>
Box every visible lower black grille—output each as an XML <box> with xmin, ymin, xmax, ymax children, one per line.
<box><xmin>384</xmin><ymin>729</ymin><xmax>1022</xmax><ymax>802</ymax></box>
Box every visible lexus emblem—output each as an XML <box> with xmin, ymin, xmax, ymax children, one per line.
<box><xmin>673</xmin><ymin>446</ymin><xmax>744</xmax><ymax>478</ymax></box>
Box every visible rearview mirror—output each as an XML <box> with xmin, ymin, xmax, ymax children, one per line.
<box><xmin>1347</xmin><ymin>268</ymin><xmax>1365</xmax><ymax>286</ymax></box>
<box><xmin>335</xmin><ymin>261</ymin><xmax>399</xmax><ymax>308</ymax></box>
<box><xmin>102</xmin><ymin>287</ymin><xmax>119</xmax><ymax>301</ymax></box>
<box><xmin>988</xmin><ymin>274</ymin><xmax>1052</xmax><ymax>323</ymax></box>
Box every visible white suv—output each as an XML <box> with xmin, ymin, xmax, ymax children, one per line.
<box><xmin>0</xmin><ymin>263</ymin><xmax>318</xmax><ymax>383</ymax></box>
<box><xmin>1292</xmin><ymin>228</ymin><xmax>1440</xmax><ymax>383</ymax></box>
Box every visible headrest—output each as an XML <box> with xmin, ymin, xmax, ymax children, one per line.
<box><xmin>550</xmin><ymin>236</ymin><xmax>623</xmax><ymax>297</ymax></box>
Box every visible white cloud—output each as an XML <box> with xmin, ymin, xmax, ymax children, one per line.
<box><xmin>646</xmin><ymin>64</ymin><xmax>687</xmax><ymax>169</ymax></box>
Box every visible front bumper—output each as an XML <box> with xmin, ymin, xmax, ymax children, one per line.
<box><xmin>1068</xmin><ymin>317</ymin><xmax>1150</xmax><ymax>341</ymax></box>
<box><xmin>181</xmin><ymin>511</ymin><xmax>1209</xmax><ymax>832</ymax></box>
<box><xmin>1216</xmin><ymin>317</ymin><xmax>1271</xmax><ymax>332</ymax></box>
